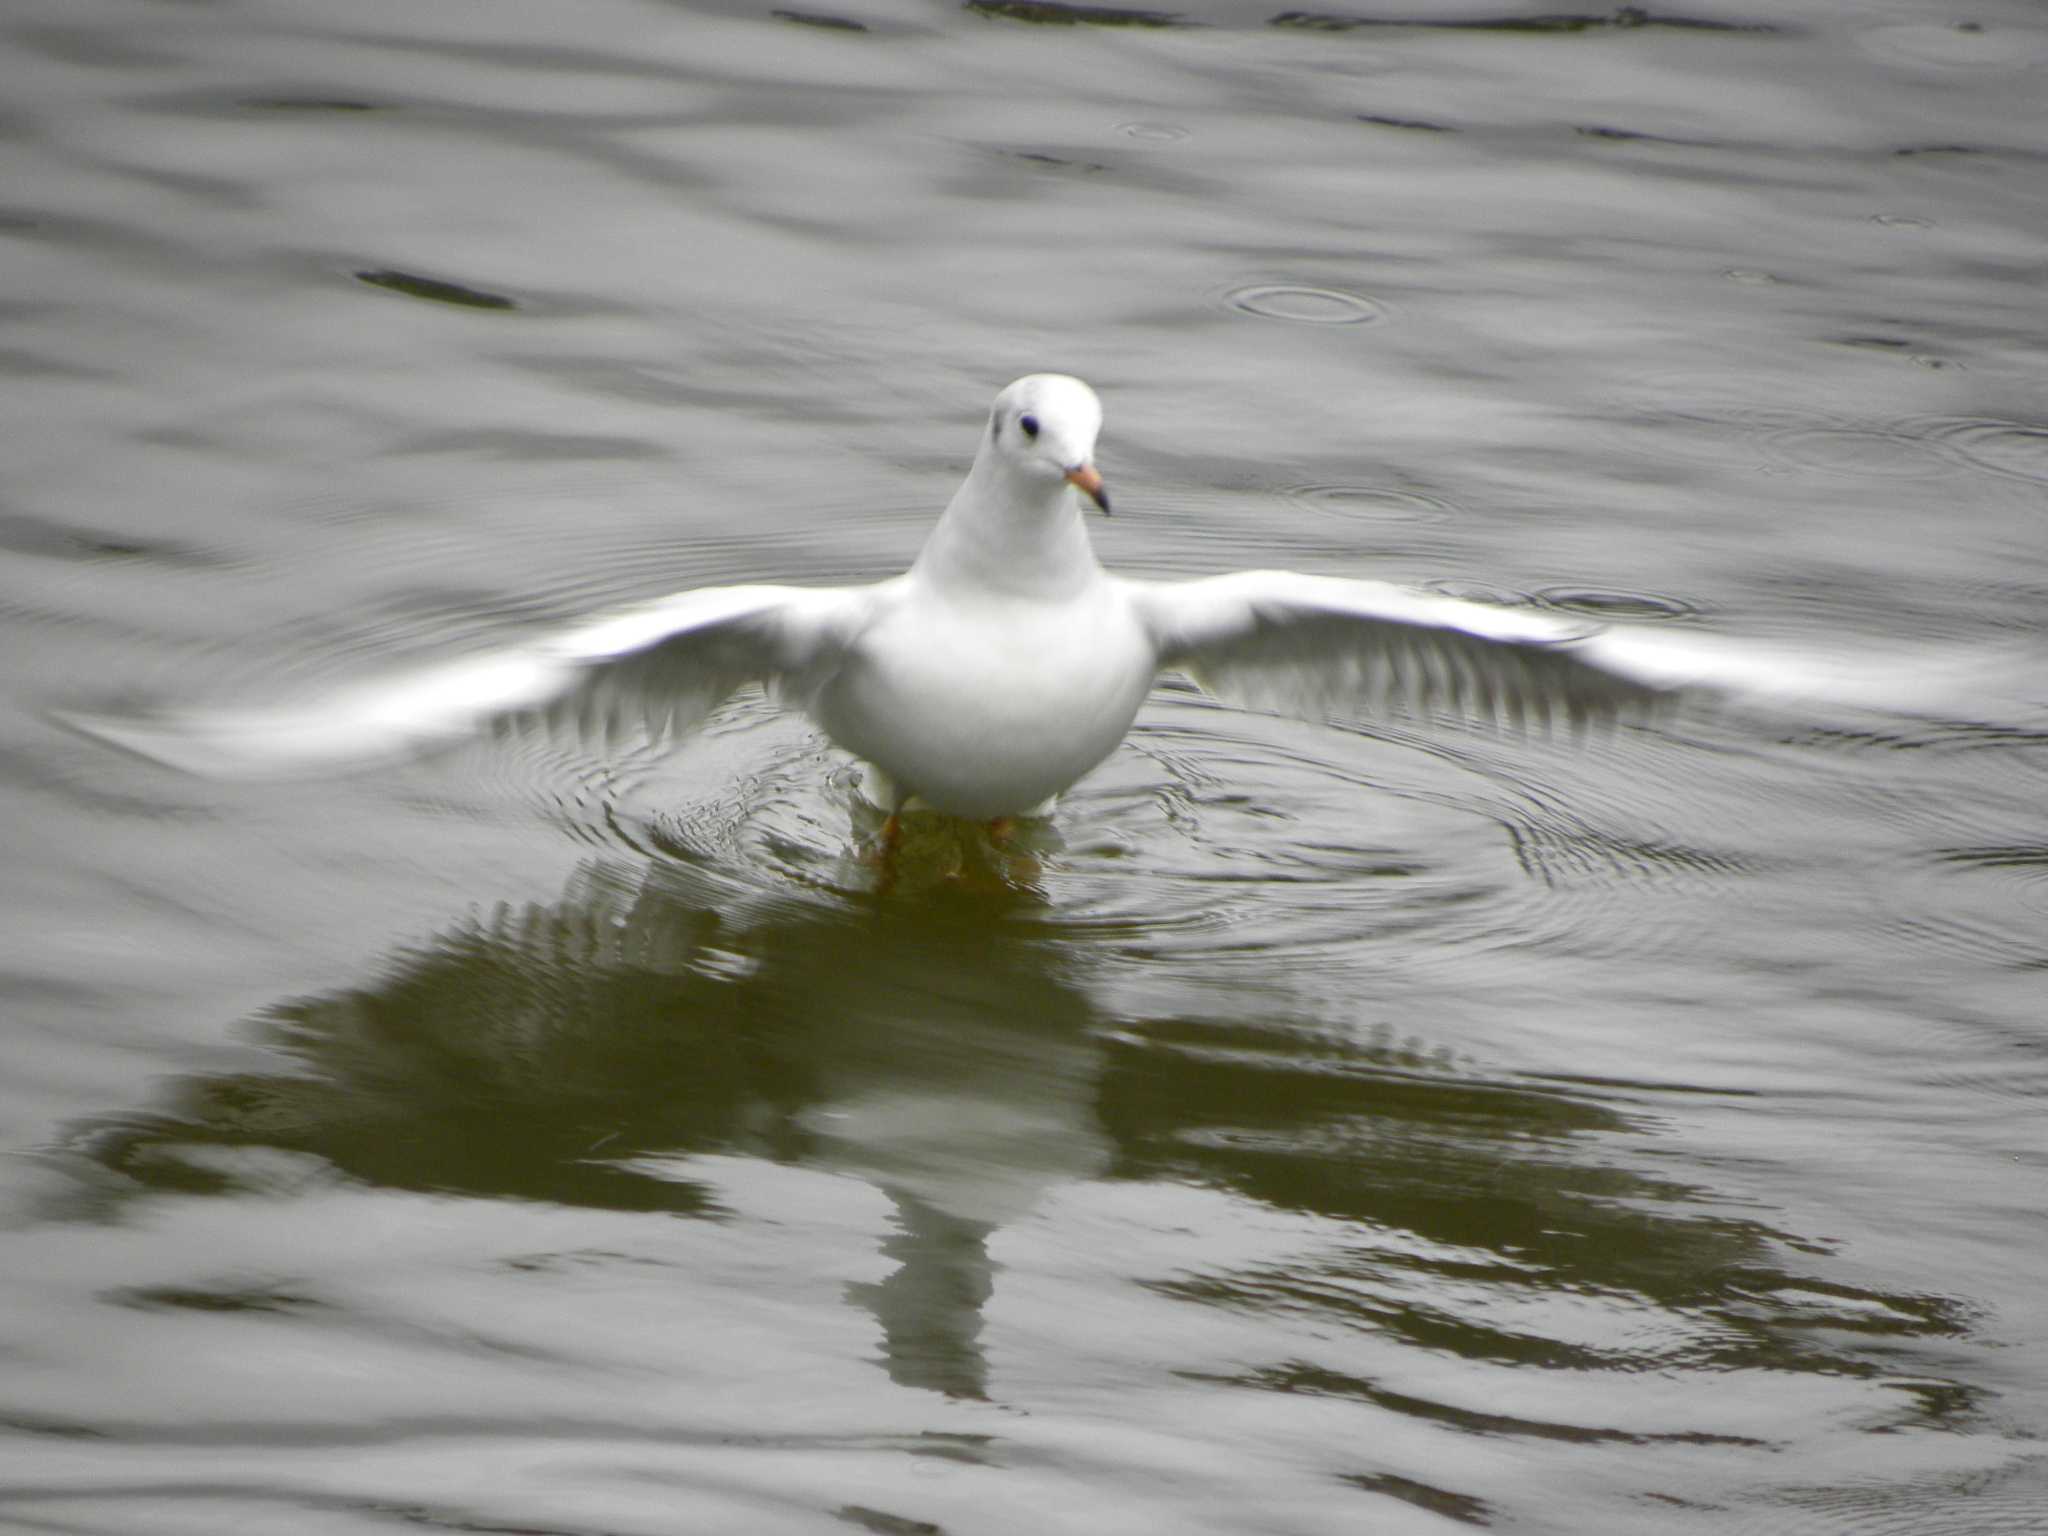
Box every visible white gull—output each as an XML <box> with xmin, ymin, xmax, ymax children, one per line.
<box><xmin>70</xmin><ymin>374</ymin><xmax>2013</xmax><ymax>830</ymax></box>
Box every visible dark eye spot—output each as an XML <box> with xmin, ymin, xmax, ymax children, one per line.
<box><xmin>1019</xmin><ymin>414</ymin><xmax>1040</xmax><ymax>440</ymax></box>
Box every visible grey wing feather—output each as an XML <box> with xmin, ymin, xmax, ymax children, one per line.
<box><xmin>1133</xmin><ymin>571</ymin><xmax>1687</xmax><ymax>735</ymax></box>
<box><xmin>1130</xmin><ymin>569</ymin><xmax>2042</xmax><ymax>737</ymax></box>
<box><xmin>64</xmin><ymin>583</ymin><xmax>869</xmax><ymax>779</ymax></box>
<box><xmin>523</xmin><ymin>584</ymin><xmax>862</xmax><ymax>750</ymax></box>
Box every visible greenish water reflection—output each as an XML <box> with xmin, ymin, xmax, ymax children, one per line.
<box><xmin>75</xmin><ymin>857</ymin><xmax>1976</xmax><ymax>1423</ymax></box>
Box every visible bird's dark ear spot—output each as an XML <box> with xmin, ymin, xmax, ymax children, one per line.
<box><xmin>1019</xmin><ymin>413</ymin><xmax>1040</xmax><ymax>440</ymax></box>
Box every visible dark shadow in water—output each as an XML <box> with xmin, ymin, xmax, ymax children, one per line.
<box><xmin>966</xmin><ymin>0</ymin><xmax>1182</xmax><ymax>25</ymax></box>
<box><xmin>1268</xmin><ymin>6</ymin><xmax>1780</xmax><ymax>33</ymax></box>
<box><xmin>353</xmin><ymin>267</ymin><xmax>518</xmax><ymax>311</ymax></box>
<box><xmin>771</xmin><ymin>8</ymin><xmax>871</xmax><ymax>30</ymax></box>
<box><xmin>70</xmin><ymin>857</ymin><xmax>1980</xmax><ymax>1419</ymax></box>
<box><xmin>1098</xmin><ymin>1016</ymin><xmax>1982</xmax><ymax>1421</ymax></box>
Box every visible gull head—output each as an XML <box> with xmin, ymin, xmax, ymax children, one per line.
<box><xmin>986</xmin><ymin>373</ymin><xmax>1110</xmax><ymax>514</ymax></box>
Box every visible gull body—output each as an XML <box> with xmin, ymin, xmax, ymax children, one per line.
<box><xmin>814</xmin><ymin>572</ymin><xmax>1152</xmax><ymax>819</ymax></box>
<box><xmin>72</xmin><ymin>372</ymin><xmax>1994</xmax><ymax>814</ymax></box>
<box><xmin>811</xmin><ymin>375</ymin><xmax>1152</xmax><ymax>816</ymax></box>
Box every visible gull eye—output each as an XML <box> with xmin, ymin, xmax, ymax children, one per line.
<box><xmin>1019</xmin><ymin>414</ymin><xmax>1040</xmax><ymax>440</ymax></box>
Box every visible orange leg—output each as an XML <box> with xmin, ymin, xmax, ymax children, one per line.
<box><xmin>861</xmin><ymin>811</ymin><xmax>905</xmax><ymax>880</ymax></box>
<box><xmin>871</xmin><ymin>811</ymin><xmax>904</xmax><ymax>891</ymax></box>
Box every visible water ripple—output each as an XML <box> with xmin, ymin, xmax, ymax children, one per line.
<box><xmin>1116</xmin><ymin>121</ymin><xmax>1190</xmax><ymax>143</ymax></box>
<box><xmin>452</xmin><ymin>688</ymin><xmax>1730</xmax><ymax>974</ymax></box>
<box><xmin>1223</xmin><ymin>284</ymin><xmax>1387</xmax><ymax>326</ymax></box>
<box><xmin>1883</xmin><ymin>844</ymin><xmax>2048</xmax><ymax>978</ymax></box>
<box><xmin>1859</xmin><ymin>22</ymin><xmax>2048</xmax><ymax>72</ymax></box>
<box><xmin>1535</xmin><ymin>587</ymin><xmax>1698</xmax><ymax>622</ymax></box>
<box><xmin>1417</xmin><ymin>578</ymin><xmax>1537</xmax><ymax>609</ymax></box>
<box><xmin>1763</xmin><ymin>427</ymin><xmax>1961</xmax><ymax>480</ymax></box>
<box><xmin>1597</xmin><ymin>376</ymin><xmax>1855</xmax><ymax>468</ymax></box>
<box><xmin>1897</xmin><ymin>416</ymin><xmax>2048</xmax><ymax>486</ymax></box>
<box><xmin>1285</xmin><ymin>485</ymin><xmax>1456</xmax><ymax>526</ymax></box>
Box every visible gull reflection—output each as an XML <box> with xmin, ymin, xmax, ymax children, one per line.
<box><xmin>74</xmin><ymin>857</ymin><xmax>1977</xmax><ymax>1418</ymax></box>
<box><xmin>83</xmin><ymin>859</ymin><xmax>1106</xmax><ymax>1400</ymax></box>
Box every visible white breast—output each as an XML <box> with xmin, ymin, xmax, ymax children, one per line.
<box><xmin>811</xmin><ymin>577</ymin><xmax>1155</xmax><ymax>818</ymax></box>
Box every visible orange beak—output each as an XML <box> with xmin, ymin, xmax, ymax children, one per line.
<box><xmin>1064</xmin><ymin>464</ymin><xmax>1111</xmax><ymax>515</ymax></box>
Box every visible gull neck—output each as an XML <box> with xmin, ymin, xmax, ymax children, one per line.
<box><xmin>911</xmin><ymin>452</ymin><xmax>1102</xmax><ymax>602</ymax></box>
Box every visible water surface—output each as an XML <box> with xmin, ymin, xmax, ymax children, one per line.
<box><xmin>5</xmin><ymin>1</ymin><xmax>2047</xmax><ymax>1531</ymax></box>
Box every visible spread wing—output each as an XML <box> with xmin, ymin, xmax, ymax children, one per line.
<box><xmin>1131</xmin><ymin>570</ymin><xmax>1685</xmax><ymax>733</ymax></box>
<box><xmin>1128</xmin><ymin>570</ymin><xmax>2030</xmax><ymax>734</ymax></box>
<box><xmin>63</xmin><ymin>582</ymin><xmax>875</xmax><ymax>779</ymax></box>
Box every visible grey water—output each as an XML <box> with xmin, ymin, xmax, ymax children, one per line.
<box><xmin>5</xmin><ymin>0</ymin><xmax>2048</xmax><ymax>1531</ymax></box>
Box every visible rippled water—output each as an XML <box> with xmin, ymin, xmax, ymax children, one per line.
<box><xmin>6</xmin><ymin>0</ymin><xmax>2048</xmax><ymax>1531</ymax></box>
